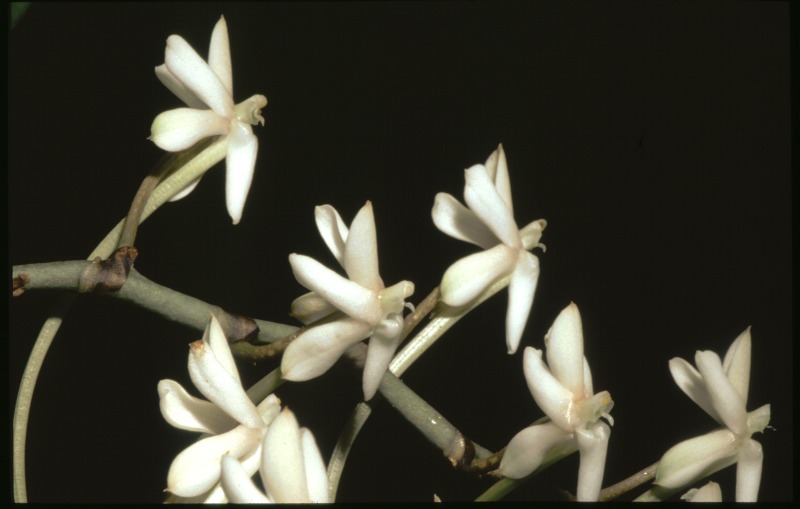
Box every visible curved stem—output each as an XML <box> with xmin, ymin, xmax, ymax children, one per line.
<box><xmin>12</xmin><ymin>138</ymin><xmax>228</xmax><ymax>502</ymax></box>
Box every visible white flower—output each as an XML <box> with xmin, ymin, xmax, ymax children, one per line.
<box><xmin>221</xmin><ymin>408</ymin><xmax>329</xmax><ymax>503</ymax></box>
<box><xmin>432</xmin><ymin>144</ymin><xmax>546</xmax><ymax>354</ymax></box>
<box><xmin>282</xmin><ymin>201</ymin><xmax>415</xmax><ymax>401</ymax></box>
<box><xmin>158</xmin><ymin>314</ymin><xmax>280</xmax><ymax>498</ymax></box>
<box><xmin>498</xmin><ymin>303</ymin><xmax>613</xmax><ymax>501</ymax></box>
<box><xmin>654</xmin><ymin>327</ymin><xmax>770</xmax><ymax>502</ymax></box>
<box><xmin>681</xmin><ymin>481</ymin><xmax>723</xmax><ymax>502</ymax></box>
<box><xmin>149</xmin><ymin>15</ymin><xmax>267</xmax><ymax>224</ymax></box>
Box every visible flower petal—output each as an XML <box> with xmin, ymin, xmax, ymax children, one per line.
<box><xmin>149</xmin><ymin>107</ymin><xmax>228</xmax><ymax>152</ymax></box>
<box><xmin>505</xmin><ymin>252</ymin><xmax>539</xmax><ymax>354</ymax></box>
<box><xmin>155</xmin><ymin>64</ymin><xmax>205</xmax><ymax>109</ymax></box>
<box><xmin>301</xmin><ymin>428</ymin><xmax>330</xmax><ymax>503</ymax></box>
<box><xmin>519</xmin><ymin>219</ymin><xmax>547</xmax><ymax>251</ymax></box>
<box><xmin>225</xmin><ymin>121</ymin><xmax>258</xmax><ymax>224</ymax></box>
<box><xmin>654</xmin><ymin>428</ymin><xmax>738</xmax><ymax>490</ymax></box>
<box><xmin>522</xmin><ymin>347</ymin><xmax>575</xmax><ymax>430</ymax></box>
<box><xmin>695</xmin><ymin>350</ymin><xmax>747</xmax><ymax>434</ymax></box>
<box><xmin>281</xmin><ymin>317</ymin><xmax>372</xmax><ymax>381</ymax></box>
<box><xmin>439</xmin><ymin>244</ymin><xmax>516</xmax><ymax>307</ymax></box>
<box><xmin>722</xmin><ymin>327</ymin><xmax>751</xmax><ymax>406</ymax></box>
<box><xmin>544</xmin><ymin>302</ymin><xmax>585</xmax><ymax>397</ymax></box>
<box><xmin>167</xmin><ymin>424</ymin><xmax>262</xmax><ymax>497</ymax></box>
<box><xmin>484</xmin><ymin>144</ymin><xmax>513</xmax><ymax>212</ymax></box>
<box><xmin>681</xmin><ymin>481</ymin><xmax>722</xmax><ymax>502</ymax></box>
<box><xmin>188</xmin><ymin>339</ymin><xmax>262</xmax><ymax>428</ymax></box>
<box><xmin>220</xmin><ymin>455</ymin><xmax>271</xmax><ymax>503</ymax></box>
<box><xmin>362</xmin><ymin>314</ymin><xmax>404</xmax><ymax>400</ymax></box>
<box><xmin>165</xmin><ymin>34</ymin><xmax>234</xmax><ymax>118</ymax></box>
<box><xmin>315</xmin><ymin>204</ymin><xmax>349</xmax><ymax>265</ymax></box>
<box><xmin>343</xmin><ymin>201</ymin><xmax>383</xmax><ymax>290</ymax></box>
<box><xmin>735</xmin><ymin>438</ymin><xmax>763</xmax><ymax>502</ymax></box>
<box><xmin>289</xmin><ymin>253</ymin><xmax>382</xmax><ymax>324</ymax></box>
<box><xmin>464</xmin><ymin>164</ymin><xmax>521</xmax><ymax>248</ymax></box>
<box><xmin>261</xmin><ymin>408</ymin><xmax>310</xmax><ymax>503</ymax></box>
<box><xmin>205</xmin><ymin>314</ymin><xmax>241</xmax><ymax>382</ymax></box>
<box><xmin>575</xmin><ymin>421</ymin><xmax>610</xmax><ymax>501</ymax></box>
<box><xmin>431</xmin><ymin>192</ymin><xmax>497</xmax><ymax>249</ymax></box>
<box><xmin>498</xmin><ymin>421</ymin><xmax>575</xmax><ymax>479</ymax></box>
<box><xmin>291</xmin><ymin>291</ymin><xmax>337</xmax><ymax>324</ymax></box>
<box><xmin>208</xmin><ymin>16</ymin><xmax>233</xmax><ymax>97</ymax></box>
<box><xmin>668</xmin><ymin>357</ymin><xmax>722</xmax><ymax>424</ymax></box>
<box><xmin>158</xmin><ymin>379</ymin><xmax>236</xmax><ymax>434</ymax></box>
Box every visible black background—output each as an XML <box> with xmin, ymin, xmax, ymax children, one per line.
<box><xmin>8</xmin><ymin>2</ymin><xmax>792</xmax><ymax>502</ymax></box>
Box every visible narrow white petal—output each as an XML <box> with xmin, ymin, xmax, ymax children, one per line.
<box><xmin>431</xmin><ymin>192</ymin><xmax>498</xmax><ymax>249</ymax></box>
<box><xmin>735</xmin><ymin>438</ymin><xmax>763</xmax><ymax>502</ymax></box>
<box><xmin>155</xmin><ymin>64</ymin><xmax>205</xmax><ymax>109</ymax></box>
<box><xmin>208</xmin><ymin>16</ymin><xmax>233</xmax><ymax>97</ymax></box>
<box><xmin>464</xmin><ymin>164</ymin><xmax>521</xmax><ymax>247</ymax></box>
<box><xmin>165</xmin><ymin>34</ymin><xmax>234</xmax><ymax>118</ymax></box>
<box><xmin>575</xmin><ymin>421</ymin><xmax>610</xmax><ymax>501</ymax></box>
<box><xmin>300</xmin><ymin>428</ymin><xmax>330</xmax><ymax>503</ymax></box>
<box><xmin>522</xmin><ymin>347</ymin><xmax>575</xmax><ymax>430</ymax></box>
<box><xmin>654</xmin><ymin>428</ymin><xmax>738</xmax><ymax>490</ymax></box>
<box><xmin>544</xmin><ymin>302</ymin><xmax>585</xmax><ymax>396</ymax></box>
<box><xmin>167</xmin><ymin>425</ymin><xmax>262</xmax><ymax>497</ymax></box>
<box><xmin>362</xmin><ymin>315</ymin><xmax>404</xmax><ymax>400</ymax></box>
<box><xmin>188</xmin><ymin>339</ymin><xmax>262</xmax><ymax>428</ymax></box>
<box><xmin>168</xmin><ymin>176</ymin><xmax>202</xmax><ymax>202</ymax></box>
<box><xmin>681</xmin><ymin>481</ymin><xmax>722</xmax><ymax>502</ymax></box>
<box><xmin>220</xmin><ymin>455</ymin><xmax>271</xmax><ymax>503</ymax></box>
<box><xmin>498</xmin><ymin>421</ymin><xmax>575</xmax><ymax>479</ymax></box>
<box><xmin>519</xmin><ymin>219</ymin><xmax>547</xmax><ymax>251</ymax></box>
<box><xmin>158</xmin><ymin>379</ymin><xmax>236</xmax><ymax>434</ymax></box>
<box><xmin>668</xmin><ymin>357</ymin><xmax>723</xmax><ymax>424</ymax></box>
<box><xmin>289</xmin><ymin>254</ymin><xmax>382</xmax><ymax>324</ymax></box>
<box><xmin>505</xmin><ymin>252</ymin><xmax>539</xmax><ymax>354</ymax></box>
<box><xmin>262</xmin><ymin>409</ymin><xmax>310</xmax><ymax>503</ymax></box>
<box><xmin>440</xmin><ymin>244</ymin><xmax>516</xmax><ymax>307</ymax></box>
<box><xmin>582</xmin><ymin>357</ymin><xmax>594</xmax><ymax>396</ymax></box>
<box><xmin>225</xmin><ymin>122</ymin><xmax>258</xmax><ymax>224</ymax></box>
<box><xmin>205</xmin><ymin>314</ymin><xmax>240</xmax><ymax>383</ymax></box>
<box><xmin>486</xmin><ymin>144</ymin><xmax>513</xmax><ymax>212</ymax></box>
<box><xmin>315</xmin><ymin>204</ymin><xmax>349</xmax><ymax>265</ymax></box>
<box><xmin>722</xmin><ymin>327</ymin><xmax>751</xmax><ymax>406</ymax></box>
<box><xmin>281</xmin><ymin>317</ymin><xmax>372</xmax><ymax>381</ymax></box>
<box><xmin>290</xmin><ymin>291</ymin><xmax>337</xmax><ymax>324</ymax></box>
<box><xmin>150</xmin><ymin>107</ymin><xmax>228</xmax><ymax>152</ymax></box>
<box><xmin>695</xmin><ymin>350</ymin><xmax>748</xmax><ymax>435</ymax></box>
<box><xmin>343</xmin><ymin>201</ymin><xmax>383</xmax><ymax>290</ymax></box>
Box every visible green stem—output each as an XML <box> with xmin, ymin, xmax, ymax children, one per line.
<box><xmin>12</xmin><ymin>138</ymin><xmax>228</xmax><ymax>502</ymax></box>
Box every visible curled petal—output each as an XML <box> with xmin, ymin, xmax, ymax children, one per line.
<box><xmin>225</xmin><ymin>121</ymin><xmax>258</xmax><ymax>224</ymax></box>
<box><xmin>291</xmin><ymin>291</ymin><xmax>337</xmax><ymax>324</ymax></box>
<box><xmin>484</xmin><ymin>143</ymin><xmax>513</xmax><ymax>212</ymax></box>
<box><xmin>575</xmin><ymin>421</ymin><xmax>610</xmax><ymax>501</ymax></box>
<box><xmin>722</xmin><ymin>327</ymin><xmax>751</xmax><ymax>406</ymax></box>
<box><xmin>344</xmin><ymin>201</ymin><xmax>382</xmax><ymax>290</ymax></box>
<box><xmin>281</xmin><ymin>317</ymin><xmax>372</xmax><ymax>381</ymax></box>
<box><xmin>519</xmin><ymin>219</ymin><xmax>547</xmax><ymax>251</ymax></box>
<box><xmin>464</xmin><ymin>164</ymin><xmax>521</xmax><ymax>248</ymax></box>
<box><xmin>315</xmin><ymin>204</ymin><xmax>349</xmax><ymax>265</ymax></box>
<box><xmin>747</xmin><ymin>404</ymin><xmax>771</xmax><ymax>434</ymax></box>
<box><xmin>362</xmin><ymin>314</ymin><xmax>404</xmax><ymax>400</ymax></box>
<box><xmin>220</xmin><ymin>455</ymin><xmax>271</xmax><ymax>503</ymax></box>
<box><xmin>522</xmin><ymin>347</ymin><xmax>575</xmax><ymax>430</ymax></box>
<box><xmin>155</xmin><ymin>64</ymin><xmax>205</xmax><ymax>109</ymax></box>
<box><xmin>261</xmin><ymin>409</ymin><xmax>310</xmax><ymax>503</ymax></box>
<box><xmin>544</xmin><ymin>302</ymin><xmax>585</xmax><ymax>396</ymax></box>
<box><xmin>655</xmin><ymin>428</ymin><xmax>739</xmax><ymax>490</ymax></box>
<box><xmin>208</xmin><ymin>16</ymin><xmax>233</xmax><ymax>97</ymax></box>
<box><xmin>668</xmin><ymin>357</ymin><xmax>722</xmax><ymax>424</ymax></box>
<box><xmin>301</xmin><ymin>428</ymin><xmax>330</xmax><ymax>503</ymax></box>
<box><xmin>165</xmin><ymin>34</ymin><xmax>234</xmax><ymax>118</ymax></box>
<box><xmin>681</xmin><ymin>481</ymin><xmax>722</xmax><ymax>502</ymax></box>
<box><xmin>695</xmin><ymin>350</ymin><xmax>747</xmax><ymax>434</ymax></box>
<box><xmin>149</xmin><ymin>107</ymin><xmax>228</xmax><ymax>152</ymax></box>
<box><xmin>167</xmin><ymin>425</ymin><xmax>262</xmax><ymax>497</ymax></box>
<box><xmin>431</xmin><ymin>192</ymin><xmax>497</xmax><ymax>249</ymax></box>
<box><xmin>440</xmin><ymin>244</ymin><xmax>516</xmax><ymax>307</ymax></box>
<box><xmin>499</xmin><ymin>421</ymin><xmax>575</xmax><ymax>479</ymax></box>
<box><xmin>188</xmin><ymin>339</ymin><xmax>262</xmax><ymax>428</ymax></box>
<box><xmin>158</xmin><ymin>379</ymin><xmax>235</xmax><ymax>434</ymax></box>
<box><xmin>735</xmin><ymin>438</ymin><xmax>763</xmax><ymax>502</ymax></box>
<box><xmin>505</xmin><ymin>252</ymin><xmax>539</xmax><ymax>354</ymax></box>
<box><xmin>289</xmin><ymin>254</ymin><xmax>382</xmax><ymax>324</ymax></box>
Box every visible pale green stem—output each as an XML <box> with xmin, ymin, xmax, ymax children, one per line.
<box><xmin>13</xmin><ymin>138</ymin><xmax>228</xmax><ymax>502</ymax></box>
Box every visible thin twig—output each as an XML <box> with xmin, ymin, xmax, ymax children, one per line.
<box><xmin>599</xmin><ymin>460</ymin><xmax>659</xmax><ymax>501</ymax></box>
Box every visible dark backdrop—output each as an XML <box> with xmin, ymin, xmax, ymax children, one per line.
<box><xmin>9</xmin><ymin>2</ymin><xmax>792</xmax><ymax>502</ymax></box>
